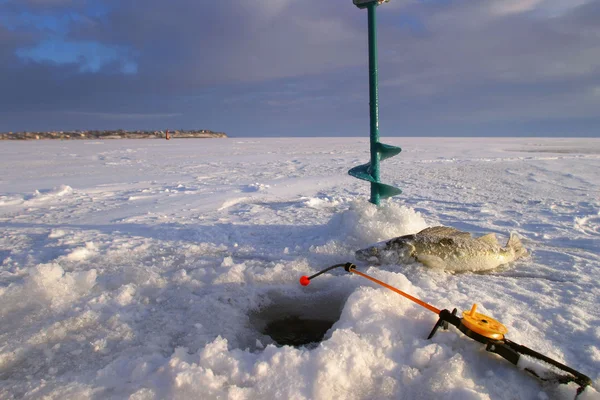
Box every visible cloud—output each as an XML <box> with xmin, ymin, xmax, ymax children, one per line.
<box><xmin>66</xmin><ymin>0</ymin><xmax>366</xmax><ymax>86</ymax></box>
<box><xmin>0</xmin><ymin>0</ymin><xmax>599</xmax><ymax>136</ymax></box>
<box><xmin>489</xmin><ymin>0</ymin><xmax>546</xmax><ymax>16</ymax></box>
<box><xmin>379</xmin><ymin>0</ymin><xmax>600</xmax><ymax>91</ymax></box>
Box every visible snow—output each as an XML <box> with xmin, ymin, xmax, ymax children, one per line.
<box><xmin>0</xmin><ymin>137</ymin><xmax>599</xmax><ymax>399</ymax></box>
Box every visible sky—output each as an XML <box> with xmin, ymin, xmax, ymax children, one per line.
<box><xmin>0</xmin><ymin>0</ymin><xmax>599</xmax><ymax>137</ymax></box>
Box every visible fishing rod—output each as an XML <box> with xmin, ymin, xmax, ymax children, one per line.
<box><xmin>300</xmin><ymin>263</ymin><xmax>593</xmax><ymax>398</ymax></box>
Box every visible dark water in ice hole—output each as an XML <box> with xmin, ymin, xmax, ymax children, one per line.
<box><xmin>250</xmin><ymin>290</ymin><xmax>349</xmax><ymax>348</ymax></box>
<box><xmin>263</xmin><ymin>315</ymin><xmax>336</xmax><ymax>347</ymax></box>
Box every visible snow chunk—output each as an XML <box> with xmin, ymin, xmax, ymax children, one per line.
<box><xmin>28</xmin><ymin>185</ymin><xmax>74</xmax><ymax>202</ymax></box>
<box><xmin>215</xmin><ymin>261</ymin><xmax>247</xmax><ymax>284</ymax></box>
<box><xmin>115</xmin><ymin>284</ymin><xmax>136</xmax><ymax>306</ymax></box>
<box><xmin>220</xmin><ymin>256</ymin><xmax>235</xmax><ymax>268</ymax></box>
<box><xmin>244</xmin><ymin>183</ymin><xmax>270</xmax><ymax>192</ymax></box>
<box><xmin>66</xmin><ymin>242</ymin><xmax>98</xmax><ymax>261</ymax></box>
<box><xmin>48</xmin><ymin>229</ymin><xmax>67</xmax><ymax>239</ymax></box>
<box><xmin>304</xmin><ymin>196</ymin><xmax>340</xmax><ymax>209</ymax></box>
<box><xmin>50</xmin><ymin>184</ymin><xmax>73</xmax><ymax>197</ymax></box>
<box><xmin>411</xmin><ymin>343</ymin><xmax>449</xmax><ymax>369</ymax></box>
<box><xmin>25</xmin><ymin>263</ymin><xmax>97</xmax><ymax>308</ymax></box>
<box><xmin>0</xmin><ymin>194</ymin><xmax>23</xmax><ymax>206</ymax></box>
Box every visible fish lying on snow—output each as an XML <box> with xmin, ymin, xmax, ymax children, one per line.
<box><xmin>355</xmin><ymin>226</ymin><xmax>527</xmax><ymax>272</ymax></box>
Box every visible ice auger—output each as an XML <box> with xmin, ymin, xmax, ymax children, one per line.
<box><xmin>349</xmin><ymin>0</ymin><xmax>401</xmax><ymax>205</ymax></box>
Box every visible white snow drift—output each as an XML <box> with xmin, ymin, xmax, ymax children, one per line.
<box><xmin>0</xmin><ymin>137</ymin><xmax>599</xmax><ymax>399</ymax></box>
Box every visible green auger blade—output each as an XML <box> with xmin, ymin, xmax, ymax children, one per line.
<box><xmin>348</xmin><ymin>163</ymin><xmax>374</xmax><ymax>182</ymax></box>
<box><xmin>348</xmin><ymin>141</ymin><xmax>402</xmax><ymax>200</ymax></box>
<box><xmin>349</xmin><ymin>163</ymin><xmax>402</xmax><ymax>199</ymax></box>
<box><xmin>376</xmin><ymin>181</ymin><xmax>402</xmax><ymax>198</ymax></box>
<box><xmin>376</xmin><ymin>142</ymin><xmax>401</xmax><ymax>161</ymax></box>
<box><xmin>348</xmin><ymin>142</ymin><xmax>401</xmax><ymax>181</ymax></box>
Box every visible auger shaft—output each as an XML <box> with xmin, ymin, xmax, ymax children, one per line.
<box><xmin>367</xmin><ymin>3</ymin><xmax>381</xmax><ymax>205</ymax></box>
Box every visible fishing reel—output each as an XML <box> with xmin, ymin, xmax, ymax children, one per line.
<box><xmin>300</xmin><ymin>263</ymin><xmax>593</xmax><ymax>398</ymax></box>
<box><xmin>427</xmin><ymin>305</ymin><xmax>591</xmax><ymax>395</ymax></box>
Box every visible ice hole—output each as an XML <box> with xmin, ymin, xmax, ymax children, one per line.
<box><xmin>251</xmin><ymin>291</ymin><xmax>347</xmax><ymax>348</ymax></box>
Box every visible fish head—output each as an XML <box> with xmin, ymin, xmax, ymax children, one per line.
<box><xmin>355</xmin><ymin>244</ymin><xmax>384</xmax><ymax>263</ymax></box>
<box><xmin>355</xmin><ymin>236</ymin><xmax>416</xmax><ymax>264</ymax></box>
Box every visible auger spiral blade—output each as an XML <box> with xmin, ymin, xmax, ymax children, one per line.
<box><xmin>348</xmin><ymin>142</ymin><xmax>402</xmax><ymax>200</ymax></box>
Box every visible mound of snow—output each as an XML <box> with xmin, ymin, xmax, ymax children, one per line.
<box><xmin>326</xmin><ymin>199</ymin><xmax>429</xmax><ymax>248</ymax></box>
<box><xmin>0</xmin><ymin>264</ymin><xmax>97</xmax><ymax>314</ymax></box>
<box><xmin>26</xmin><ymin>185</ymin><xmax>74</xmax><ymax>203</ymax></box>
<box><xmin>26</xmin><ymin>263</ymin><xmax>97</xmax><ymax>308</ymax></box>
<box><xmin>65</xmin><ymin>242</ymin><xmax>98</xmax><ymax>261</ymax></box>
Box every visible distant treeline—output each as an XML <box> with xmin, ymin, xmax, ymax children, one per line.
<box><xmin>0</xmin><ymin>129</ymin><xmax>227</xmax><ymax>140</ymax></box>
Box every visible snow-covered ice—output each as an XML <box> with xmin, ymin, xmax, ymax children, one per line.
<box><xmin>0</xmin><ymin>137</ymin><xmax>599</xmax><ymax>399</ymax></box>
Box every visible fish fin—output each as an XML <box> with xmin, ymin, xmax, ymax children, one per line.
<box><xmin>415</xmin><ymin>254</ymin><xmax>447</xmax><ymax>269</ymax></box>
<box><xmin>506</xmin><ymin>232</ymin><xmax>527</xmax><ymax>258</ymax></box>
<box><xmin>418</xmin><ymin>226</ymin><xmax>471</xmax><ymax>238</ymax></box>
<box><xmin>388</xmin><ymin>235</ymin><xmax>415</xmax><ymax>245</ymax></box>
<box><xmin>478</xmin><ymin>233</ymin><xmax>499</xmax><ymax>246</ymax></box>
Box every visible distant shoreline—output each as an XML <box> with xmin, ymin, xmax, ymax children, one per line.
<box><xmin>0</xmin><ymin>130</ymin><xmax>227</xmax><ymax>140</ymax></box>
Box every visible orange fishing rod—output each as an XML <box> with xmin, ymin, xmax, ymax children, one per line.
<box><xmin>348</xmin><ymin>267</ymin><xmax>441</xmax><ymax>315</ymax></box>
<box><xmin>299</xmin><ymin>262</ymin><xmax>592</xmax><ymax>398</ymax></box>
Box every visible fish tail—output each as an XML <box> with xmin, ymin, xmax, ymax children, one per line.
<box><xmin>507</xmin><ymin>232</ymin><xmax>527</xmax><ymax>258</ymax></box>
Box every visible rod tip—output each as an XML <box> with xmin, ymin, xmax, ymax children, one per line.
<box><xmin>299</xmin><ymin>276</ymin><xmax>311</xmax><ymax>286</ymax></box>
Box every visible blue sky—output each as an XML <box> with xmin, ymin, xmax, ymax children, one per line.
<box><xmin>0</xmin><ymin>0</ymin><xmax>599</xmax><ymax>137</ymax></box>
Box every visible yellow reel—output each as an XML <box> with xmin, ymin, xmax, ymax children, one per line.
<box><xmin>461</xmin><ymin>304</ymin><xmax>508</xmax><ymax>340</ymax></box>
